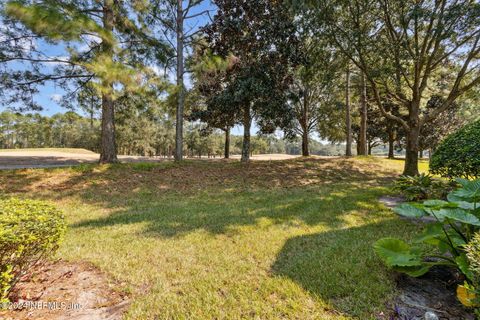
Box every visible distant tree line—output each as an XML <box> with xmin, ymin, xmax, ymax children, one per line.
<box><xmin>0</xmin><ymin>111</ymin><xmax>358</xmax><ymax>157</ymax></box>
<box><xmin>1</xmin><ymin>0</ymin><xmax>480</xmax><ymax>175</ymax></box>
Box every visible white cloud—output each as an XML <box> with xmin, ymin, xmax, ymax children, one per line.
<box><xmin>50</xmin><ymin>94</ymin><xmax>63</xmax><ymax>103</ymax></box>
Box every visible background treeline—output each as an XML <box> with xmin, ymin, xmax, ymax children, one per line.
<box><xmin>0</xmin><ymin>111</ymin><xmax>353</xmax><ymax>157</ymax></box>
<box><xmin>1</xmin><ymin>0</ymin><xmax>480</xmax><ymax>176</ymax></box>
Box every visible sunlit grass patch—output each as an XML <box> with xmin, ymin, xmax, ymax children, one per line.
<box><xmin>0</xmin><ymin>157</ymin><xmax>426</xmax><ymax>319</ymax></box>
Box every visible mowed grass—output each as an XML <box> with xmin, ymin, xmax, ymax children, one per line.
<box><xmin>0</xmin><ymin>157</ymin><xmax>425</xmax><ymax>319</ymax></box>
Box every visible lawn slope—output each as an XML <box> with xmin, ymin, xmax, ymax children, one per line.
<box><xmin>0</xmin><ymin>157</ymin><xmax>425</xmax><ymax>319</ymax></box>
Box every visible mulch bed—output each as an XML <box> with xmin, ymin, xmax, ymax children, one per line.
<box><xmin>0</xmin><ymin>260</ymin><xmax>130</xmax><ymax>320</ymax></box>
<box><xmin>389</xmin><ymin>266</ymin><xmax>474</xmax><ymax>319</ymax></box>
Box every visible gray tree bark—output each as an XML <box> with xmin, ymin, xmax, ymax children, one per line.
<box><xmin>224</xmin><ymin>127</ymin><xmax>230</xmax><ymax>159</ymax></box>
<box><xmin>345</xmin><ymin>66</ymin><xmax>352</xmax><ymax>157</ymax></box>
<box><xmin>241</xmin><ymin>106</ymin><xmax>251</xmax><ymax>163</ymax></box>
<box><xmin>358</xmin><ymin>72</ymin><xmax>368</xmax><ymax>156</ymax></box>
<box><xmin>388</xmin><ymin>129</ymin><xmax>395</xmax><ymax>159</ymax></box>
<box><xmin>403</xmin><ymin>103</ymin><xmax>421</xmax><ymax>176</ymax></box>
<box><xmin>175</xmin><ymin>0</ymin><xmax>184</xmax><ymax>161</ymax></box>
<box><xmin>99</xmin><ymin>0</ymin><xmax>117</xmax><ymax>164</ymax></box>
<box><xmin>301</xmin><ymin>89</ymin><xmax>310</xmax><ymax>157</ymax></box>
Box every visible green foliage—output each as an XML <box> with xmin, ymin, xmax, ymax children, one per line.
<box><xmin>203</xmin><ymin>0</ymin><xmax>299</xmax><ymax>136</ymax></box>
<box><xmin>5</xmin><ymin>1</ymin><xmax>113</xmax><ymax>43</ymax></box>
<box><xmin>466</xmin><ymin>234</ymin><xmax>480</xmax><ymax>292</ymax></box>
<box><xmin>393</xmin><ymin>174</ymin><xmax>451</xmax><ymax>201</ymax></box>
<box><xmin>430</xmin><ymin>120</ymin><xmax>480</xmax><ymax>179</ymax></box>
<box><xmin>0</xmin><ymin>111</ymin><xmax>100</xmax><ymax>151</ymax></box>
<box><xmin>375</xmin><ymin>178</ymin><xmax>480</xmax><ymax>296</ymax></box>
<box><xmin>0</xmin><ymin>198</ymin><xmax>66</xmax><ymax>302</ymax></box>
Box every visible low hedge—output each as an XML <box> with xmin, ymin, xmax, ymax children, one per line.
<box><xmin>430</xmin><ymin>120</ymin><xmax>480</xmax><ymax>179</ymax></box>
<box><xmin>0</xmin><ymin>198</ymin><xmax>66</xmax><ymax>303</ymax></box>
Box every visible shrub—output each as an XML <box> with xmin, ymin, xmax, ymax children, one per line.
<box><xmin>463</xmin><ymin>233</ymin><xmax>480</xmax><ymax>309</ymax></box>
<box><xmin>430</xmin><ymin>120</ymin><xmax>480</xmax><ymax>179</ymax></box>
<box><xmin>393</xmin><ymin>173</ymin><xmax>451</xmax><ymax>201</ymax></box>
<box><xmin>374</xmin><ymin>178</ymin><xmax>480</xmax><ymax>306</ymax></box>
<box><xmin>0</xmin><ymin>198</ymin><xmax>66</xmax><ymax>303</ymax></box>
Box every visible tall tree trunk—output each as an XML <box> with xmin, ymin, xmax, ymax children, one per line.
<box><xmin>175</xmin><ymin>0</ymin><xmax>184</xmax><ymax>162</ymax></box>
<box><xmin>388</xmin><ymin>128</ymin><xmax>395</xmax><ymax>159</ymax></box>
<box><xmin>404</xmin><ymin>108</ymin><xmax>420</xmax><ymax>176</ymax></box>
<box><xmin>345</xmin><ymin>66</ymin><xmax>352</xmax><ymax>157</ymax></box>
<box><xmin>368</xmin><ymin>143</ymin><xmax>372</xmax><ymax>156</ymax></box>
<box><xmin>301</xmin><ymin>88</ymin><xmax>310</xmax><ymax>156</ymax></box>
<box><xmin>224</xmin><ymin>127</ymin><xmax>230</xmax><ymax>159</ymax></box>
<box><xmin>419</xmin><ymin>149</ymin><xmax>424</xmax><ymax>159</ymax></box>
<box><xmin>358</xmin><ymin>72</ymin><xmax>368</xmax><ymax>156</ymax></box>
<box><xmin>99</xmin><ymin>0</ymin><xmax>117</xmax><ymax>164</ymax></box>
<box><xmin>301</xmin><ymin>131</ymin><xmax>309</xmax><ymax>157</ymax></box>
<box><xmin>100</xmin><ymin>94</ymin><xmax>117</xmax><ymax>163</ymax></box>
<box><xmin>241</xmin><ymin>106</ymin><xmax>251</xmax><ymax>163</ymax></box>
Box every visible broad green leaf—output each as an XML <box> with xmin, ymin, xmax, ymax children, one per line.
<box><xmin>374</xmin><ymin>238</ymin><xmax>423</xmax><ymax>267</ymax></box>
<box><xmin>451</xmin><ymin>201</ymin><xmax>477</xmax><ymax>210</ymax></box>
<box><xmin>456</xmin><ymin>178</ymin><xmax>472</xmax><ymax>188</ymax></box>
<box><xmin>437</xmin><ymin>208</ymin><xmax>480</xmax><ymax>226</ymax></box>
<box><xmin>414</xmin><ymin>223</ymin><xmax>444</xmax><ymax>244</ymax></box>
<box><xmin>450</xmin><ymin>233</ymin><xmax>467</xmax><ymax>248</ymax></box>
<box><xmin>456</xmin><ymin>255</ymin><xmax>474</xmax><ymax>282</ymax></box>
<box><xmin>423</xmin><ymin>200</ymin><xmax>449</xmax><ymax>207</ymax></box>
<box><xmin>452</xmin><ymin>179</ymin><xmax>480</xmax><ymax>201</ymax></box>
<box><xmin>393</xmin><ymin>265</ymin><xmax>430</xmax><ymax>277</ymax></box>
<box><xmin>448</xmin><ymin>193</ymin><xmax>465</xmax><ymax>202</ymax></box>
<box><xmin>393</xmin><ymin>203</ymin><xmax>426</xmax><ymax>218</ymax></box>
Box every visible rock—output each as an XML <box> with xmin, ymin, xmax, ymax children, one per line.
<box><xmin>378</xmin><ymin>196</ymin><xmax>405</xmax><ymax>208</ymax></box>
<box><xmin>424</xmin><ymin>311</ymin><xmax>439</xmax><ymax>320</ymax></box>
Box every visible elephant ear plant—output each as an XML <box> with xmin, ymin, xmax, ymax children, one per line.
<box><xmin>374</xmin><ymin>179</ymin><xmax>480</xmax><ymax>306</ymax></box>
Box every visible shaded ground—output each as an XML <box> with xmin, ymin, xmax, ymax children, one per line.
<box><xmin>0</xmin><ymin>149</ymin><xmax>302</xmax><ymax>169</ymax></box>
<box><xmin>0</xmin><ymin>157</ymin><xmax>455</xmax><ymax>319</ymax></box>
<box><xmin>0</xmin><ymin>261</ymin><xmax>129</xmax><ymax>320</ymax></box>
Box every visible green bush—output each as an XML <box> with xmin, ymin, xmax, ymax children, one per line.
<box><xmin>467</xmin><ymin>233</ymin><xmax>480</xmax><ymax>277</ymax></box>
<box><xmin>393</xmin><ymin>173</ymin><xmax>452</xmax><ymax>201</ymax></box>
<box><xmin>430</xmin><ymin>120</ymin><xmax>480</xmax><ymax>179</ymax></box>
<box><xmin>0</xmin><ymin>198</ymin><xmax>66</xmax><ymax>303</ymax></box>
<box><xmin>464</xmin><ymin>233</ymin><xmax>480</xmax><ymax>309</ymax></box>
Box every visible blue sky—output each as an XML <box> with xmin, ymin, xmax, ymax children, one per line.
<box><xmin>4</xmin><ymin>1</ymin><xmax>217</xmax><ymax>115</ymax></box>
<box><xmin>2</xmin><ymin>1</ymin><xmax>269</xmax><ymax>136</ymax></box>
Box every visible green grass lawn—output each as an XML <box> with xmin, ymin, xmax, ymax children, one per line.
<box><xmin>0</xmin><ymin>157</ymin><xmax>425</xmax><ymax>319</ymax></box>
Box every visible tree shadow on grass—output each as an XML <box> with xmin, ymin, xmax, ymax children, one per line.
<box><xmin>71</xmin><ymin>182</ymin><xmax>391</xmax><ymax>239</ymax></box>
<box><xmin>1</xmin><ymin>157</ymin><xmax>397</xmax><ymax>199</ymax></box>
<box><xmin>270</xmin><ymin>219</ymin><xmax>417</xmax><ymax>318</ymax></box>
<box><xmin>1</xmin><ymin>157</ymin><xmax>401</xmax><ymax>240</ymax></box>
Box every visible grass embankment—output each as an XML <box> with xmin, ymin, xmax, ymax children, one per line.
<box><xmin>0</xmin><ymin>157</ymin><xmax>427</xmax><ymax>319</ymax></box>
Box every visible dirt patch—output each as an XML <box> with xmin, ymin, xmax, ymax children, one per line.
<box><xmin>0</xmin><ymin>260</ymin><xmax>129</xmax><ymax>320</ymax></box>
<box><xmin>387</xmin><ymin>267</ymin><xmax>474</xmax><ymax>320</ymax></box>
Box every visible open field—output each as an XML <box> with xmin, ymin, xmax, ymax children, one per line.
<box><xmin>0</xmin><ymin>157</ymin><xmax>430</xmax><ymax>319</ymax></box>
<box><xmin>0</xmin><ymin>148</ymin><xmax>303</xmax><ymax>169</ymax></box>
<box><xmin>0</xmin><ymin>148</ymin><xmax>161</xmax><ymax>170</ymax></box>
